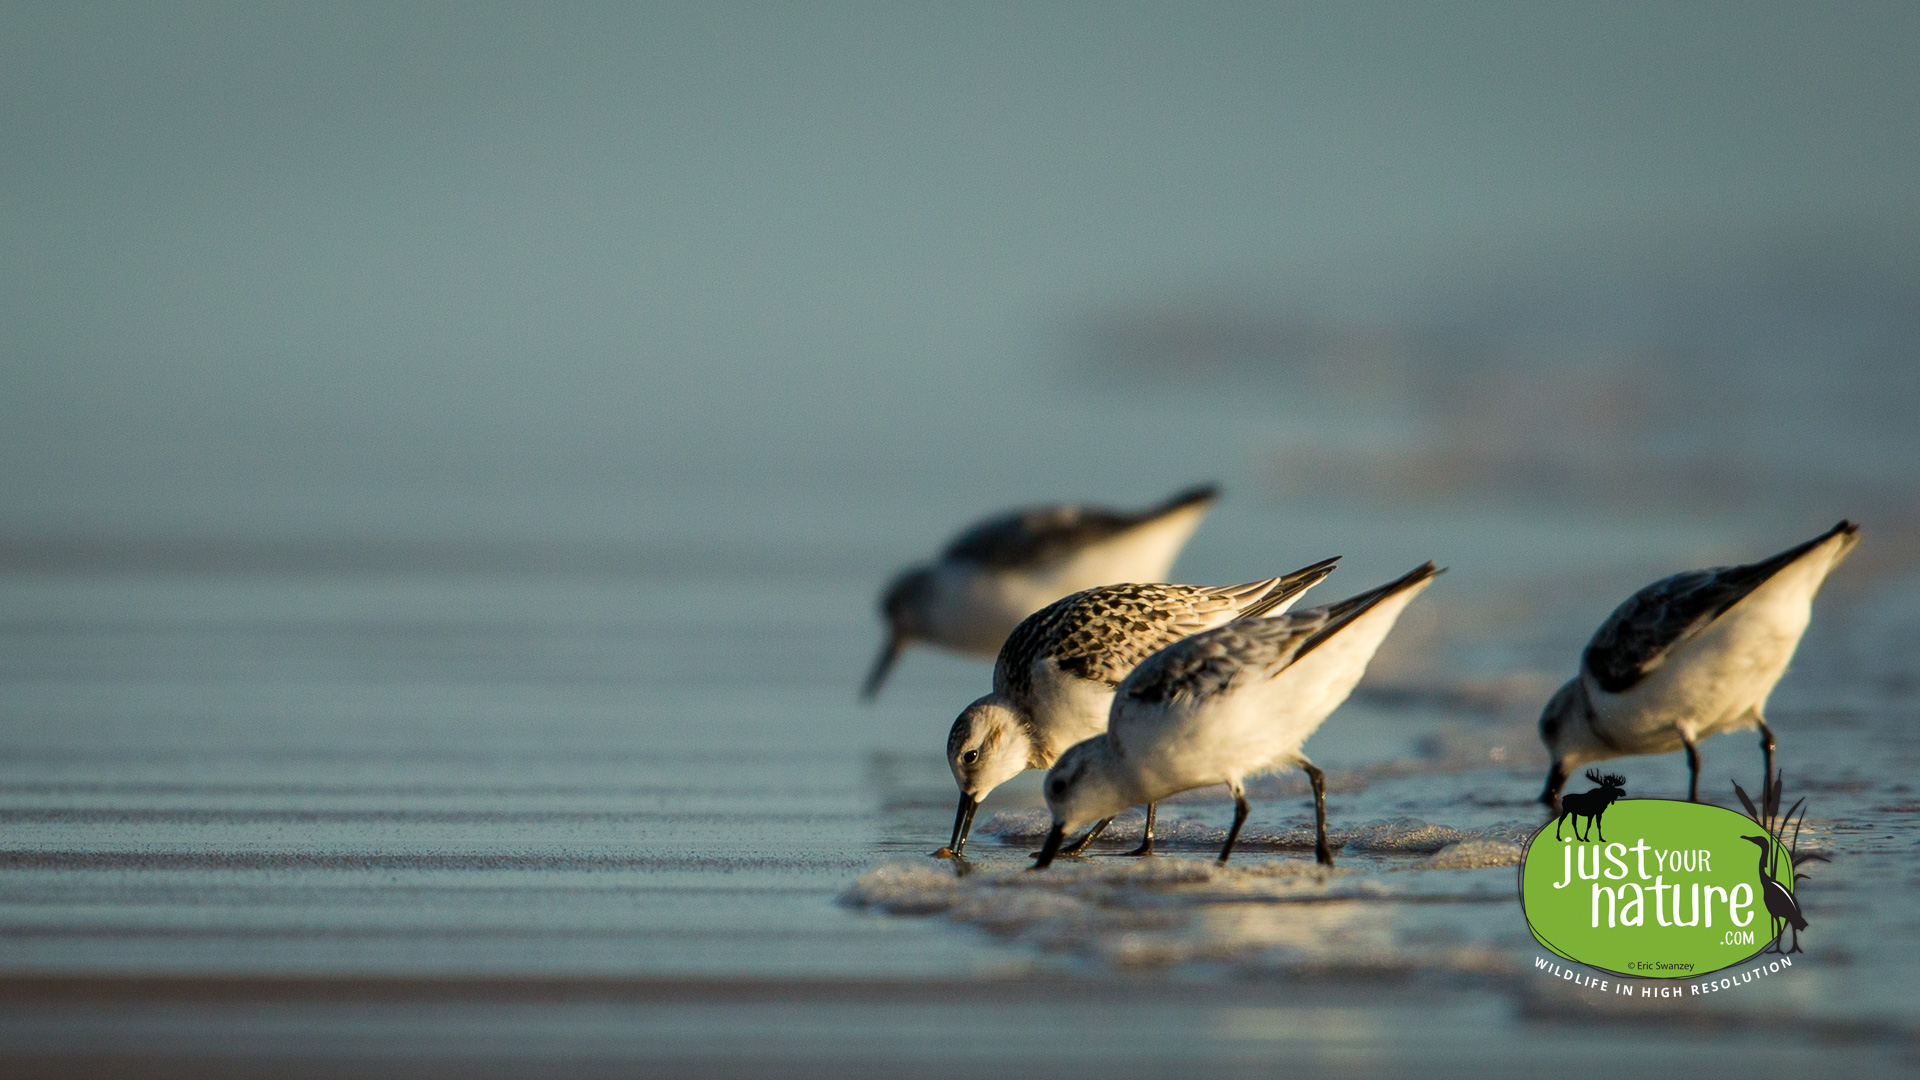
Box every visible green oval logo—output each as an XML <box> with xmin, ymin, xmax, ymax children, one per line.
<box><xmin>1520</xmin><ymin>799</ymin><xmax>1797</xmax><ymax>979</ymax></box>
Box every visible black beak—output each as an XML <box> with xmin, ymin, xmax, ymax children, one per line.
<box><xmin>933</xmin><ymin>793</ymin><xmax>978</xmax><ymax>859</ymax></box>
<box><xmin>860</xmin><ymin>632</ymin><xmax>904</xmax><ymax>701</ymax></box>
<box><xmin>1030</xmin><ymin>823</ymin><xmax>1066</xmax><ymax>870</ymax></box>
<box><xmin>1539</xmin><ymin>760</ymin><xmax>1567</xmax><ymax>811</ymax></box>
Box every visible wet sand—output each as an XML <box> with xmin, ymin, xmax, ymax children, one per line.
<box><xmin>1</xmin><ymin>524</ymin><xmax>1916</xmax><ymax>1075</ymax></box>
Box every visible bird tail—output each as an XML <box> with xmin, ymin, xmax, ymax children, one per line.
<box><xmin>1241</xmin><ymin>556</ymin><xmax>1341</xmax><ymax>619</ymax></box>
<box><xmin>1142</xmin><ymin>483</ymin><xmax>1220</xmax><ymax>521</ymax></box>
<box><xmin>1824</xmin><ymin>519</ymin><xmax>1862</xmax><ymax>562</ymax></box>
<box><xmin>1295</xmin><ymin>562</ymin><xmax>1445</xmax><ymax>662</ymax></box>
<box><xmin>1727</xmin><ymin>520</ymin><xmax>1861</xmax><ymax>593</ymax></box>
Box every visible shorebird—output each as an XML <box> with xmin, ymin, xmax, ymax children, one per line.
<box><xmin>864</xmin><ymin>484</ymin><xmax>1220</xmax><ymax>699</ymax></box>
<box><xmin>1538</xmin><ymin>521</ymin><xmax>1860</xmax><ymax>812</ymax></box>
<box><xmin>935</xmin><ymin>556</ymin><xmax>1341</xmax><ymax>859</ymax></box>
<box><xmin>1033</xmin><ymin>563</ymin><xmax>1441</xmax><ymax>869</ymax></box>
<box><xmin>1742</xmin><ymin>834</ymin><xmax>1808</xmax><ymax>954</ymax></box>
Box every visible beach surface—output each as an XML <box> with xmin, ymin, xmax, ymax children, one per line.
<box><xmin>3</xmin><ymin>484</ymin><xmax>1916</xmax><ymax>1076</ymax></box>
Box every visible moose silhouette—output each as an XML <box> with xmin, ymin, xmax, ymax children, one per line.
<box><xmin>1553</xmin><ymin>769</ymin><xmax>1626</xmax><ymax>842</ymax></box>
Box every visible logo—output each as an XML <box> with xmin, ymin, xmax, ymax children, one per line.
<box><xmin>1520</xmin><ymin>772</ymin><xmax>1826</xmax><ymax>979</ymax></box>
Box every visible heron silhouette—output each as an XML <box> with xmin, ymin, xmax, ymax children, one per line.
<box><xmin>1731</xmin><ymin>771</ymin><xmax>1827</xmax><ymax>955</ymax></box>
<box><xmin>1741</xmin><ymin>834</ymin><xmax>1806</xmax><ymax>953</ymax></box>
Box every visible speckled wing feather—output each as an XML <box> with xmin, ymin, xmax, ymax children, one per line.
<box><xmin>994</xmin><ymin>575</ymin><xmax>1294</xmax><ymax>702</ymax></box>
<box><xmin>1583</xmin><ymin>521</ymin><xmax>1858</xmax><ymax>694</ymax></box>
<box><xmin>1119</xmin><ymin>562</ymin><xmax>1439</xmax><ymax>706</ymax></box>
<box><xmin>942</xmin><ymin>485</ymin><xmax>1217</xmax><ymax>570</ymax></box>
<box><xmin>1116</xmin><ymin>610</ymin><xmax>1329</xmax><ymax>707</ymax></box>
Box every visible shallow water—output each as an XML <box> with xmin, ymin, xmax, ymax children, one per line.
<box><xmin>2</xmin><ymin>512</ymin><xmax>1916</xmax><ymax>1074</ymax></box>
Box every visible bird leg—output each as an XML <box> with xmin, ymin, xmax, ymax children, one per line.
<box><xmin>1217</xmin><ymin>785</ymin><xmax>1251</xmax><ymax>865</ymax></box>
<box><xmin>1121</xmin><ymin>802</ymin><xmax>1156</xmax><ymax>857</ymax></box>
<box><xmin>1756</xmin><ymin>716</ymin><xmax>1776</xmax><ymax>786</ymax></box>
<box><xmin>1056</xmin><ymin>817</ymin><xmax>1113</xmax><ymax>857</ymax></box>
<box><xmin>1540</xmin><ymin>760</ymin><xmax>1568</xmax><ymax>814</ymax></box>
<box><xmin>1031</xmin><ymin>823</ymin><xmax>1066</xmax><ymax>870</ymax></box>
<box><xmin>1681</xmin><ymin>732</ymin><xmax>1701</xmax><ymax>802</ymax></box>
<box><xmin>1301</xmin><ymin>759</ymin><xmax>1333</xmax><ymax>866</ymax></box>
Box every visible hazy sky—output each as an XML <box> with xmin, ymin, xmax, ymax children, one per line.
<box><xmin>4</xmin><ymin>3</ymin><xmax>1916</xmax><ymax>537</ymax></box>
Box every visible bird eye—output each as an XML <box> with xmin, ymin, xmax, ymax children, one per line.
<box><xmin>1049</xmin><ymin>780</ymin><xmax>1065</xmax><ymax>795</ymax></box>
<box><xmin>962</xmin><ymin>749</ymin><xmax>978</xmax><ymax>764</ymax></box>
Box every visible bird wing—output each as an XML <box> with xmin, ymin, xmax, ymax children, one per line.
<box><xmin>941</xmin><ymin>485</ymin><xmax>1218</xmax><ymax>571</ymax></box>
<box><xmin>993</xmin><ymin>577</ymin><xmax>1287</xmax><ymax>701</ymax></box>
<box><xmin>1116</xmin><ymin>562</ymin><xmax>1437</xmax><ymax>708</ymax></box>
<box><xmin>1583</xmin><ymin>521</ymin><xmax>1858</xmax><ymax>694</ymax></box>
<box><xmin>1114</xmin><ymin>610</ymin><xmax>1330</xmax><ymax>708</ymax></box>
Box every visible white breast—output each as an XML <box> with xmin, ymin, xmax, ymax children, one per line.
<box><xmin>1023</xmin><ymin>658</ymin><xmax>1121</xmax><ymax>762</ymax></box>
<box><xmin>922</xmin><ymin>563</ymin><xmax>1031</xmax><ymax>654</ymax></box>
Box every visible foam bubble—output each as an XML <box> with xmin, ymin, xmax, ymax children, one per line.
<box><xmin>1414</xmin><ymin>839</ymin><xmax>1526</xmax><ymax>868</ymax></box>
<box><xmin>846</xmin><ymin>815</ymin><xmax>1539</xmax><ymax>978</ymax></box>
<box><xmin>981</xmin><ymin>810</ymin><xmax>1534</xmax><ymax>855</ymax></box>
<box><xmin>838</xmin><ymin>863</ymin><xmax>963</xmax><ymax>914</ymax></box>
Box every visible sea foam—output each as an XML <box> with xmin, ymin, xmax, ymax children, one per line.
<box><xmin>979</xmin><ymin>809</ymin><xmax>1533</xmax><ymax>855</ymax></box>
<box><xmin>842</xmin><ymin>831</ymin><xmax>1530</xmax><ymax>977</ymax></box>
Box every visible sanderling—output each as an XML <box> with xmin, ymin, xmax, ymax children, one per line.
<box><xmin>864</xmin><ymin>484</ymin><xmax>1220</xmax><ymax>700</ymax></box>
<box><xmin>935</xmin><ymin>556</ymin><xmax>1341</xmax><ymax>859</ymax></box>
<box><xmin>1033</xmin><ymin>562</ymin><xmax>1441</xmax><ymax>869</ymax></box>
<box><xmin>1538</xmin><ymin>521</ymin><xmax>1860</xmax><ymax>810</ymax></box>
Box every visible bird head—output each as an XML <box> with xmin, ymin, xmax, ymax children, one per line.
<box><xmin>879</xmin><ymin>565</ymin><xmax>937</xmax><ymax>638</ymax></box>
<box><xmin>862</xmin><ymin>566</ymin><xmax>938</xmax><ymax>699</ymax></box>
<box><xmin>1539</xmin><ymin>679</ymin><xmax>1610</xmax><ymax>769</ymax></box>
<box><xmin>1031</xmin><ymin>737</ymin><xmax>1128</xmax><ymax>869</ymax></box>
<box><xmin>946</xmin><ymin>695</ymin><xmax>1036</xmax><ymax>803</ymax></box>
